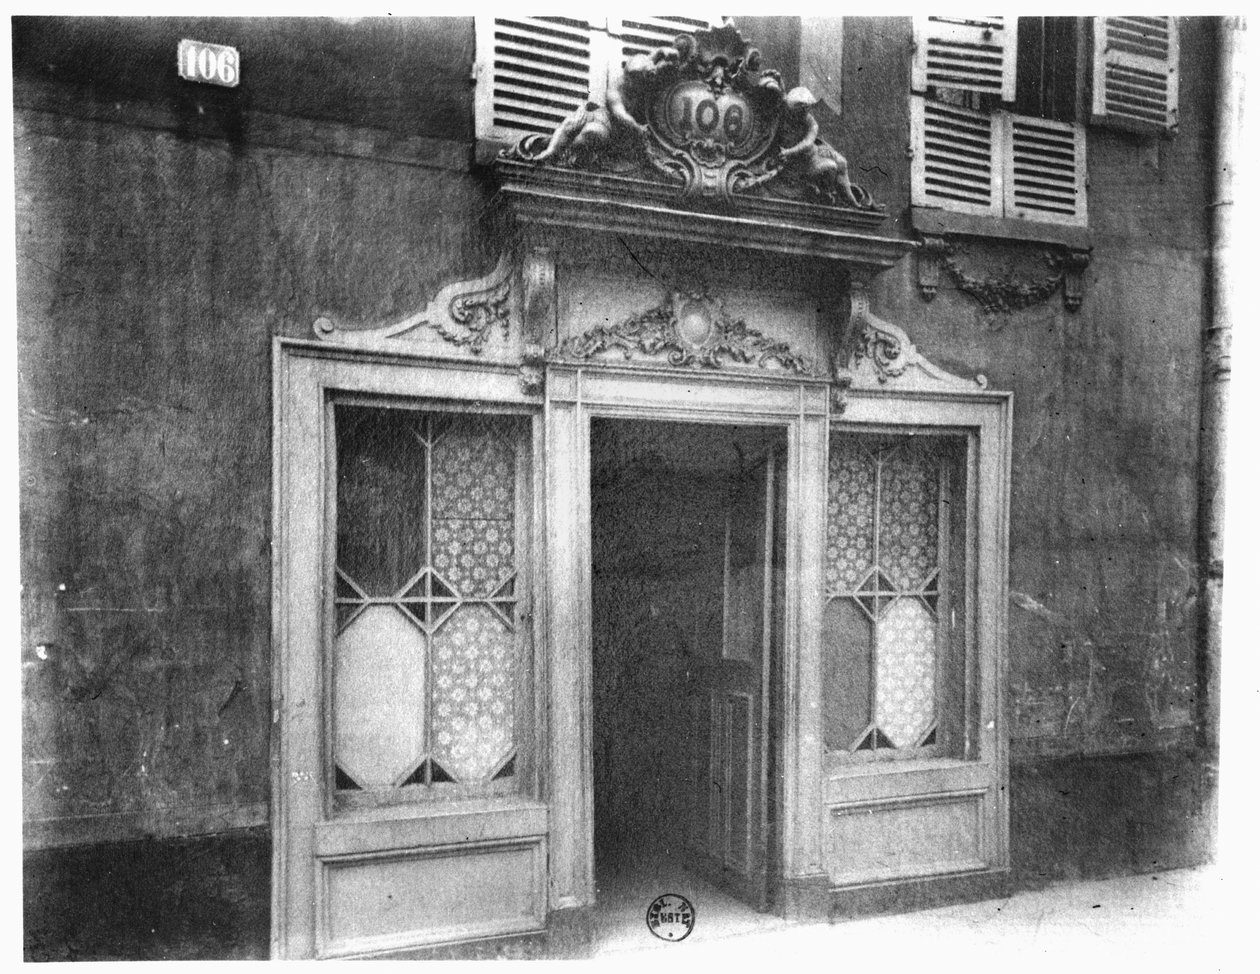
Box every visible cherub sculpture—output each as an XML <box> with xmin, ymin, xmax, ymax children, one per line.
<box><xmin>777</xmin><ymin>86</ymin><xmax>869</xmax><ymax>208</ymax></box>
<box><xmin>523</xmin><ymin>54</ymin><xmax>655</xmax><ymax>164</ymax></box>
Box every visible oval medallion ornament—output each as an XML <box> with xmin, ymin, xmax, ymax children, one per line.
<box><xmin>675</xmin><ymin>296</ymin><xmax>716</xmax><ymax>347</ymax></box>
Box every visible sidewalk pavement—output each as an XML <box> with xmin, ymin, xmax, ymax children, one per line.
<box><xmin>592</xmin><ymin>865</ymin><xmax>1239</xmax><ymax>972</ymax></box>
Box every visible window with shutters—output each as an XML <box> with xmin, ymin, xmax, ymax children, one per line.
<box><xmin>1090</xmin><ymin>17</ymin><xmax>1179</xmax><ymax>133</ymax></box>
<box><xmin>474</xmin><ymin>15</ymin><xmax>724</xmax><ymax>147</ymax></box>
<box><xmin>911</xmin><ymin>16</ymin><xmax>1089</xmax><ymax>230</ymax></box>
<box><xmin>911</xmin><ymin>16</ymin><xmax>1179</xmax><ymax>236</ymax></box>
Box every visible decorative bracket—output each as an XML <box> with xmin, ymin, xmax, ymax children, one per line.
<box><xmin>1059</xmin><ymin>249</ymin><xmax>1091</xmax><ymax>312</ymax></box>
<box><xmin>313</xmin><ymin>254</ymin><xmax>513</xmax><ymax>352</ymax></box>
<box><xmin>915</xmin><ymin>234</ymin><xmax>1092</xmax><ymax>313</ymax></box>
<box><xmin>833</xmin><ymin>273</ymin><xmax>987</xmax><ymax>411</ymax></box>
<box><xmin>519</xmin><ymin>343</ymin><xmax>546</xmax><ymax>397</ymax></box>
<box><xmin>518</xmin><ymin>248</ymin><xmax>556</xmax><ymax>395</ymax></box>
<box><xmin>916</xmin><ymin>235</ymin><xmax>951</xmax><ymax>301</ymax></box>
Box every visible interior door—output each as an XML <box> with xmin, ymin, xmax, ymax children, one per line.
<box><xmin>686</xmin><ymin>450</ymin><xmax>781</xmax><ymax>909</ymax></box>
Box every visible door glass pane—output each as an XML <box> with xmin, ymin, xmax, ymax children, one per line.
<box><xmin>822</xmin><ymin>598</ymin><xmax>871</xmax><ymax>751</ymax></box>
<box><xmin>875</xmin><ymin>598</ymin><xmax>937</xmax><ymax>747</ymax></box>
<box><xmin>826</xmin><ymin>445</ymin><xmax>875</xmax><ymax>592</ymax></box>
<box><xmin>879</xmin><ymin>448</ymin><xmax>940</xmax><ymax>589</ymax></box>
<box><xmin>336</xmin><ymin>408</ymin><xmax>427</xmax><ymax>595</ymax></box>
<box><xmin>332</xmin><ymin>405</ymin><xmax>527</xmax><ymax>797</ymax></box>
<box><xmin>431</xmin><ymin>604</ymin><xmax>516</xmax><ymax>782</ymax></box>
<box><xmin>334</xmin><ymin>605</ymin><xmax>426</xmax><ymax>789</ymax></box>
<box><xmin>824</xmin><ymin>435</ymin><xmax>959</xmax><ymax>756</ymax></box>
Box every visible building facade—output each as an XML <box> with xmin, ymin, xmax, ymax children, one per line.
<box><xmin>17</xmin><ymin>15</ymin><xmax>1227</xmax><ymax>960</ymax></box>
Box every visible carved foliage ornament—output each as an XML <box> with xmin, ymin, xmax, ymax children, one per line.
<box><xmin>556</xmin><ymin>291</ymin><xmax>813</xmax><ymax>374</ymax></box>
<box><xmin>505</xmin><ymin>24</ymin><xmax>877</xmax><ymax>210</ymax></box>
<box><xmin>917</xmin><ymin>236</ymin><xmax>1092</xmax><ymax>314</ymax></box>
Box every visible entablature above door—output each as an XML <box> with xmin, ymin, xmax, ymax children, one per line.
<box><xmin>487</xmin><ymin>21</ymin><xmax>915</xmax><ymax>278</ymax></box>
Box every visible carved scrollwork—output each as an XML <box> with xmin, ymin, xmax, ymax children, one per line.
<box><xmin>313</xmin><ymin>255</ymin><xmax>512</xmax><ymax>353</ymax></box>
<box><xmin>833</xmin><ymin>276</ymin><xmax>987</xmax><ymax>410</ymax></box>
<box><xmin>555</xmin><ymin>290</ymin><xmax>813</xmax><ymax>374</ymax></box>
<box><xmin>502</xmin><ymin>23</ymin><xmax>877</xmax><ymax>213</ymax></box>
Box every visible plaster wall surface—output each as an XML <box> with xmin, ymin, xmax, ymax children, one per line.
<box><xmin>17</xmin><ymin>80</ymin><xmax>494</xmax><ymax>847</ymax></box>
<box><xmin>840</xmin><ymin>17</ymin><xmax>1214</xmax><ymax>758</ymax></box>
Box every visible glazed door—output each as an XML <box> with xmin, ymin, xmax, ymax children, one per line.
<box><xmin>687</xmin><ymin>450</ymin><xmax>782</xmax><ymax>909</ymax></box>
<box><xmin>273</xmin><ymin>350</ymin><xmax>548</xmax><ymax>960</ymax></box>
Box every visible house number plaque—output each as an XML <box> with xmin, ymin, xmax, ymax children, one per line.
<box><xmin>662</xmin><ymin>81</ymin><xmax>756</xmax><ymax>156</ymax></box>
<box><xmin>177</xmin><ymin>38</ymin><xmax>240</xmax><ymax>88</ymax></box>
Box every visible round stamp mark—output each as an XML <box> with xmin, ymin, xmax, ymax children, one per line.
<box><xmin>646</xmin><ymin>893</ymin><xmax>695</xmax><ymax>942</ymax></box>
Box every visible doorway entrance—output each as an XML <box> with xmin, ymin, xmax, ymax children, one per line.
<box><xmin>589</xmin><ymin>418</ymin><xmax>787</xmax><ymax>947</ymax></box>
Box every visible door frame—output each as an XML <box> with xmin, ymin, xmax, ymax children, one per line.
<box><xmin>544</xmin><ymin>361</ymin><xmax>834</xmax><ymax>916</ymax></box>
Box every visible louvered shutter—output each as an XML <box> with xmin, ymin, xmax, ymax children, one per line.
<box><xmin>610</xmin><ymin>15</ymin><xmax>725</xmax><ymax>64</ymax></box>
<box><xmin>1004</xmin><ymin>114</ymin><xmax>1087</xmax><ymax>226</ymax></box>
<box><xmin>912</xmin><ymin>16</ymin><xmax>1018</xmax><ymax>101</ymax></box>
<box><xmin>911</xmin><ymin>95</ymin><xmax>1002</xmax><ymax>218</ymax></box>
<box><xmin>474</xmin><ymin>17</ymin><xmax>601</xmax><ymax>143</ymax></box>
<box><xmin>1091</xmin><ymin>16</ymin><xmax>1179</xmax><ymax>132</ymax></box>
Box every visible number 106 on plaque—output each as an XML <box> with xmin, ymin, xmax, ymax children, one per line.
<box><xmin>178</xmin><ymin>39</ymin><xmax>240</xmax><ymax>88</ymax></box>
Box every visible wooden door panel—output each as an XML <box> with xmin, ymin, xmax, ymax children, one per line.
<box><xmin>317</xmin><ymin>837</ymin><xmax>546</xmax><ymax>958</ymax></box>
<box><xmin>721</xmin><ymin>692</ymin><xmax>753</xmax><ymax>874</ymax></box>
<box><xmin>825</xmin><ymin>790</ymin><xmax>990</xmax><ymax>886</ymax></box>
<box><xmin>685</xmin><ymin>454</ymin><xmax>778</xmax><ymax>909</ymax></box>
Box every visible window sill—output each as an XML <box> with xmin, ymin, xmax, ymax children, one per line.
<box><xmin>911</xmin><ymin>206</ymin><xmax>1092</xmax><ymax>251</ymax></box>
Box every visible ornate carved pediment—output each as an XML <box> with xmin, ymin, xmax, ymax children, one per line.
<box><xmin>833</xmin><ymin>276</ymin><xmax>988</xmax><ymax>409</ymax></box>
<box><xmin>555</xmin><ymin>290</ymin><xmax>813</xmax><ymax>374</ymax></box>
<box><xmin>313</xmin><ymin>255</ymin><xmax>512</xmax><ymax>353</ymax></box>
<box><xmin>501</xmin><ymin>23</ymin><xmax>880</xmax><ymax>213</ymax></box>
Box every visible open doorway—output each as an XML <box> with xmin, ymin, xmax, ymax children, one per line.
<box><xmin>589</xmin><ymin>418</ymin><xmax>787</xmax><ymax>950</ymax></box>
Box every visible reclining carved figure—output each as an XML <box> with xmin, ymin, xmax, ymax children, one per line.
<box><xmin>778</xmin><ymin>86</ymin><xmax>868</xmax><ymax>208</ymax></box>
<box><xmin>525</xmin><ymin>54</ymin><xmax>655</xmax><ymax>164</ymax></box>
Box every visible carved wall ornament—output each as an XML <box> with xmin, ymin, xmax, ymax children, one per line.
<box><xmin>915</xmin><ymin>235</ymin><xmax>1092</xmax><ymax>313</ymax></box>
<box><xmin>1059</xmin><ymin>249</ymin><xmax>1091</xmax><ymax>312</ymax></box>
<box><xmin>555</xmin><ymin>290</ymin><xmax>813</xmax><ymax>374</ymax></box>
<box><xmin>313</xmin><ymin>254</ymin><xmax>512</xmax><ymax>352</ymax></box>
<box><xmin>519</xmin><ymin>342</ymin><xmax>546</xmax><ymax>397</ymax></box>
<box><xmin>503</xmin><ymin>24</ymin><xmax>878</xmax><ymax>211</ymax></box>
<box><xmin>833</xmin><ymin>275</ymin><xmax>987</xmax><ymax>411</ymax></box>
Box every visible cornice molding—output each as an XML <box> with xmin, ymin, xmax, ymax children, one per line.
<box><xmin>492</xmin><ymin>23</ymin><xmax>917</xmax><ymax>275</ymax></box>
